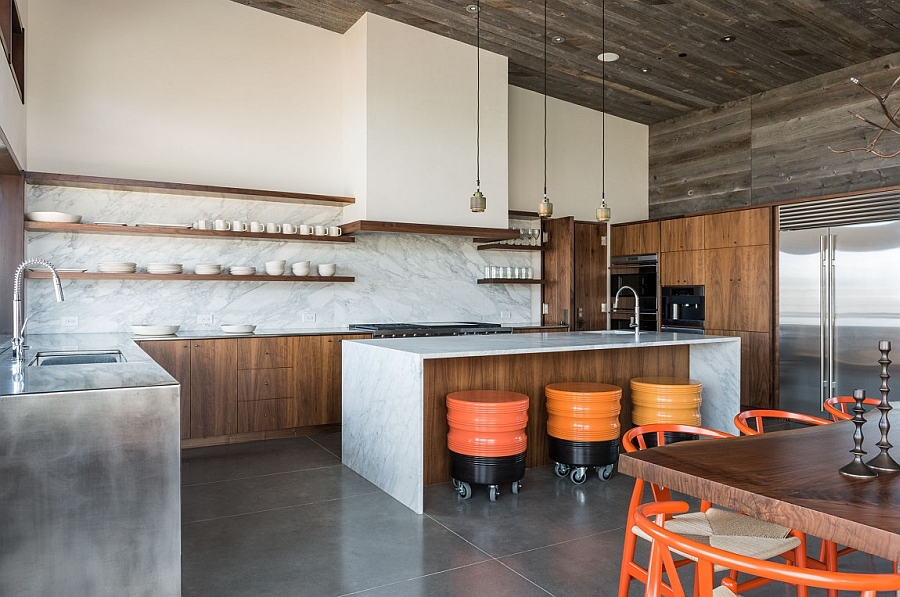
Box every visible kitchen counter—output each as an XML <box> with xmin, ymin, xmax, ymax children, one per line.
<box><xmin>342</xmin><ymin>331</ymin><xmax>741</xmax><ymax>513</ymax></box>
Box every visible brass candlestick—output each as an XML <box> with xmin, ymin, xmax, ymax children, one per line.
<box><xmin>840</xmin><ymin>389</ymin><xmax>878</xmax><ymax>478</ymax></box>
<box><xmin>866</xmin><ymin>341</ymin><xmax>899</xmax><ymax>472</ymax></box>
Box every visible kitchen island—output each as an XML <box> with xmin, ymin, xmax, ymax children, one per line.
<box><xmin>342</xmin><ymin>331</ymin><xmax>741</xmax><ymax>513</ymax></box>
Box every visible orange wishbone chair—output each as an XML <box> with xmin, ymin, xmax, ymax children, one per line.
<box><xmin>635</xmin><ymin>500</ymin><xmax>900</xmax><ymax>597</ymax></box>
<box><xmin>733</xmin><ymin>409</ymin><xmax>831</xmax><ymax>436</ymax></box>
<box><xmin>823</xmin><ymin>395</ymin><xmax>881</xmax><ymax>422</ymax></box>
<box><xmin>618</xmin><ymin>424</ymin><xmax>807</xmax><ymax>597</ymax></box>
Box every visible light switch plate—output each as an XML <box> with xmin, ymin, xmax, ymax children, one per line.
<box><xmin>542</xmin><ymin>303</ymin><xmax>549</xmax><ymax>314</ymax></box>
<box><xmin>61</xmin><ymin>317</ymin><xmax>78</xmax><ymax>326</ymax></box>
<box><xmin>197</xmin><ymin>314</ymin><xmax>214</xmax><ymax>324</ymax></box>
<box><xmin>302</xmin><ymin>313</ymin><xmax>316</xmax><ymax>322</ymax></box>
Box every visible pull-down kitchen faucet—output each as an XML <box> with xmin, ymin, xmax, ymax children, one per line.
<box><xmin>11</xmin><ymin>259</ymin><xmax>64</xmax><ymax>361</ymax></box>
<box><xmin>613</xmin><ymin>285</ymin><xmax>640</xmax><ymax>342</ymax></box>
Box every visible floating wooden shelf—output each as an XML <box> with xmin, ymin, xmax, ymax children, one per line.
<box><xmin>25</xmin><ymin>172</ymin><xmax>355</xmax><ymax>206</ymax></box>
<box><xmin>476</xmin><ymin>244</ymin><xmax>544</xmax><ymax>251</ymax></box>
<box><xmin>25</xmin><ymin>271</ymin><xmax>354</xmax><ymax>283</ymax></box>
<box><xmin>477</xmin><ymin>278</ymin><xmax>545</xmax><ymax>285</ymax></box>
<box><xmin>341</xmin><ymin>220</ymin><xmax>520</xmax><ymax>240</ymax></box>
<box><xmin>24</xmin><ymin>221</ymin><xmax>355</xmax><ymax>243</ymax></box>
<box><xmin>508</xmin><ymin>210</ymin><xmax>540</xmax><ymax>219</ymax></box>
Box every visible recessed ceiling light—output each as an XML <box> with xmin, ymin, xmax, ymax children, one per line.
<box><xmin>678</xmin><ymin>52</ymin><xmax>688</xmax><ymax>57</ymax></box>
<box><xmin>598</xmin><ymin>52</ymin><xmax>619</xmax><ymax>62</ymax></box>
<box><xmin>465</xmin><ymin>4</ymin><xmax>479</xmax><ymax>13</ymax></box>
<box><xmin>720</xmin><ymin>35</ymin><xmax>736</xmax><ymax>42</ymax></box>
<box><xmin>640</xmin><ymin>67</ymin><xmax>651</xmax><ymax>73</ymax></box>
<box><xmin>551</xmin><ymin>34</ymin><xmax>565</xmax><ymax>44</ymax></box>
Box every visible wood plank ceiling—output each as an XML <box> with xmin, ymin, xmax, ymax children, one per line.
<box><xmin>232</xmin><ymin>0</ymin><xmax>900</xmax><ymax>125</ymax></box>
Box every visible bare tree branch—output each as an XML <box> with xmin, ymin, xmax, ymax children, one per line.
<box><xmin>830</xmin><ymin>76</ymin><xmax>900</xmax><ymax>158</ymax></box>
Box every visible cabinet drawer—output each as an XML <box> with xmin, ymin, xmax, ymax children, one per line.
<box><xmin>238</xmin><ymin>367</ymin><xmax>294</xmax><ymax>401</ymax></box>
<box><xmin>238</xmin><ymin>337</ymin><xmax>293</xmax><ymax>369</ymax></box>
<box><xmin>237</xmin><ymin>398</ymin><xmax>298</xmax><ymax>433</ymax></box>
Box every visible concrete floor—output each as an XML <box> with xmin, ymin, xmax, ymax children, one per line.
<box><xmin>181</xmin><ymin>434</ymin><xmax>892</xmax><ymax>597</ymax></box>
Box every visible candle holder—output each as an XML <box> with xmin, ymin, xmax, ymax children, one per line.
<box><xmin>840</xmin><ymin>389</ymin><xmax>878</xmax><ymax>478</ymax></box>
<box><xmin>866</xmin><ymin>341</ymin><xmax>899</xmax><ymax>472</ymax></box>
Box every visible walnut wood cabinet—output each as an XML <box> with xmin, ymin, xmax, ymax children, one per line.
<box><xmin>610</xmin><ymin>220</ymin><xmax>660</xmax><ymax>257</ymax></box>
<box><xmin>237</xmin><ymin>337</ymin><xmax>296</xmax><ymax>433</ymax></box>
<box><xmin>189</xmin><ymin>339</ymin><xmax>239</xmax><ymax>438</ymax></box>
<box><xmin>703</xmin><ymin>244</ymin><xmax>771</xmax><ymax>333</ymax></box>
<box><xmin>660</xmin><ymin>216</ymin><xmax>704</xmax><ymax>252</ymax></box>
<box><xmin>573</xmin><ymin>221</ymin><xmax>608</xmax><ymax>331</ymax></box>
<box><xmin>659</xmin><ymin>250</ymin><xmax>704</xmax><ymax>286</ymax></box>
<box><xmin>295</xmin><ymin>334</ymin><xmax>370</xmax><ymax>426</ymax></box>
<box><xmin>703</xmin><ymin>208</ymin><xmax>771</xmax><ymax>249</ymax></box>
<box><xmin>137</xmin><ymin>339</ymin><xmax>192</xmax><ymax>439</ymax></box>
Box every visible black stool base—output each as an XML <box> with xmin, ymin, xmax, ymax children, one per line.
<box><xmin>548</xmin><ymin>436</ymin><xmax>619</xmax><ymax>467</ymax></box>
<box><xmin>449</xmin><ymin>451</ymin><xmax>526</xmax><ymax>486</ymax></box>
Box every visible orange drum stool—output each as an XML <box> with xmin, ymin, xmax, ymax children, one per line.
<box><xmin>630</xmin><ymin>377</ymin><xmax>702</xmax><ymax>445</ymax></box>
<box><xmin>446</xmin><ymin>390</ymin><xmax>529</xmax><ymax>502</ymax></box>
<box><xmin>545</xmin><ymin>382</ymin><xmax>622</xmax><ymax>484</ymax></box>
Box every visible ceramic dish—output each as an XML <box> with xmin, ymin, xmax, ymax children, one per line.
<box><xmin>131</xmin><ymin>324</ymin><xmax>180</xmax><ymax>336</ymax></box>
<box><xmin>220</xmin><ymin>324</ymin><xmax>256</xmax><ymax>334</ymax></box>
<box><xmin>25</xmin><ymin>211</ymin><xmax>83</xmax><ymax>223</ymax></box>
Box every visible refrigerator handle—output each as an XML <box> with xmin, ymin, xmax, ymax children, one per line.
<box><xmin>828</xmin><ymin>235</ymin><xmax>836</xmax><ymax>400</ymax></box>
<box><xmin>819</xmin><ymin>235</ymin><xmax>828</xmax><ymax>410</ymax></box>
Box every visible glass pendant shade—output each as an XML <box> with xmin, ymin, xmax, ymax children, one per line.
<box><xmin>470</xmin><ymin>190</ymin><xmax>486</xmax><ymax>212</ymax></box>
<box><xmin>596</xmin><ymin>198</ymin><xmax>611</xmax><ymax>222</ymax></box>
<box><xmin>538</xmin><ymin>196</ymin><xmax>553</xmax><ymax>218</ymax></box>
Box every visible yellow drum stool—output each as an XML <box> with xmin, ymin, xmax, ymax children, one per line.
<box><xmin>630</xmin><ymin>377</ymin><xmax>702</xmax><ymax>445</ymax></box>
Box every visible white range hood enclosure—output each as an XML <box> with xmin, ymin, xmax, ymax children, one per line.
<box><xmin>342</xmin><ymin>13</ymin><xmax>509</xmax><ymax>229</ymax></box>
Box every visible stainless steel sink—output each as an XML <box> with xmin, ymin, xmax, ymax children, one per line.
<box><xmin>29</xmin><ymin>350</ymin><xmax>127</xmax><ymax>366</ymax></box>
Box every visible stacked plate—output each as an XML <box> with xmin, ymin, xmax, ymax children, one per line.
<box><xmin>194</xmin><ymin>263</ymin><xmax>222</xmax><ymax>275</ymax></box>
<box><xmin>98</xmin><ymin>262</ymin><xmax>137</xmax><ymax>274</ymax></box>
<box><xmin>229</xmin><ymin>266</ymin><xmax>257</xmax><ymax>276</ymax></box>
<box><xmin>147</xmin><ymin>263</ymin><xmax>183</xmax><ymax>275</ymax></box>
<box><xmin>25</xmin><ymin>211</ymin><xmax>83</xmax><ymax>223</ymax></box>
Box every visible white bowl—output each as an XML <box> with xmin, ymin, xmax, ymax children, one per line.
<box><xmin>265</xmin><ymin>260</ymin><xmax>286</xmax><ymax>268</ymax></box>
<box><xmin>317</xmin><ymin>264</ymin><xmax>336</xmax><ymax>276</ymax></box>
<box><xmin>25</xmin><ymin>211</ymin><xmax>83</xmax><ymax>224</ymax></box>
<box><xmin>132</xmin><ymin>324</ymin><xmax>180</xmax><ymax>336</ymax></box>
<box><xmin>221</xmin><ymin>324</ymin><xmax>256</xmax><ymax>334</ymax></box>
<box><xmin>266</xmin><ymin>269</ymin><xmax>285</xmax><ymax>276</ymax></box>
<box><xmin>292</xmin><ymin>267</ymin><xmax>311</xmax><ymax>277</ymax></box>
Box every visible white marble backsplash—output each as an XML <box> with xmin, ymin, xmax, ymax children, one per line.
<box><xmin>25</xmin><ymin>186</ymin><xmax>534</xmax><ymax>333</ymax></box>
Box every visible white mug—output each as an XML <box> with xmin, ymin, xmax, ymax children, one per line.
<box><xmin>266</xmin><ymin>223</ymin><xmax>281</xmax><ymax>234</ymax></box>
<box><xmin>195</xmin><ymin>219</ymin><xmax>211</xmax><ymax>230</ymax></box>
<box><xmin>282</xmin><ymin>224</ymin><xmax>297</xmax><ymax>234</ymax></box>
<box><xmin>214</xmin><ymin>219</ymin><xmax>231</xmax><ymax>231</ymax></box>
<box><xmin>328</xmin><ymin>226</ymin><xmax>342</xmax><ymax>237</ymax></box>
<box><xmin>299</xmin><ymin>225</ymin><xmax>312</xmax><ymax>235</ymax></box>
<box><xmin>232</xmin><ymin>220</ymin><xmax>248</xmax><ymax>232</ymax></box>
<box><xmin>249</xmin><ymin>221</ymin><xmax>265</xmax><ymax>233</ymax></box>
<box><xmin>314</xmin><ymin>225</ymin><xmax>326</xmax><ymax>236</ymax></box>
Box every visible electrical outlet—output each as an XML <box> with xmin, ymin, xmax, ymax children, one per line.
<box><xmin>542</xmin><ymin>303</ymin><xmax>549</xmax><ymax>315</ymax></box>
<box><xmin>61</xmin><ymin>316</ymin><xmax>78</xmax><ymax>326</ymax></box>
<box><xmin>302</xmin><ymin>313</ymin><xmax>316</xmax><ymax>322</ymax></box>
<box><xmin>197</xmin><ymin>314</ymin><xmax>214</xmax><ymax>324</ymax></box>
<box><xmin>499</xmin><ymin>311</ymin><xmax>511</xmax><ymax>319</ymax></box>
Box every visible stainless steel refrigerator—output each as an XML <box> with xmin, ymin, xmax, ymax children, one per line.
<box><xmin>779</xmin><ymin>195</ymin><xmax>900</xmax><ymax>416</ymax></box>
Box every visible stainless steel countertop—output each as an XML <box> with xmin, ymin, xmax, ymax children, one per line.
<box><xmin>0</xmin><ymin>333</ymin><xmax>176</xmax><ymax>397</ymax></box>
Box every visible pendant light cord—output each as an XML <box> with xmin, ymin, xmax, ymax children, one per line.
<box><xmin>543</xmin><ymin>0</ymin><xmax>548</xmax><ymax>200</ymax></box>
<box><xmin>476</xmin><ymin>0</ymin><xmax>481</xmax><ymax>192</ymax></box>
<box><xmin>601</xmin><ymin>0</ymin><xmax>606</xmax><ymax>202</ymax></box>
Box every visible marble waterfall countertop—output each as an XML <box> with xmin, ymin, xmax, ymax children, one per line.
<box><xmin>0</xmin><ymin>333</ymin><xmax>177</xmax><ymax>396</ymax></box>
<box><xmin>343</xmin><ymin>330</ymin><xmax>739</xmax><ymax>358</ymax></box>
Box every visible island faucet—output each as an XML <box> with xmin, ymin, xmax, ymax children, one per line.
<box><xmin>11</xmin><ymin>259</ymin><xmax>64</xmax><ymax>361</ymax></box>
<box><xmin>613</xmin><ymin>285</ymin><xmax>640</xmax><ymax>342</ymax></box>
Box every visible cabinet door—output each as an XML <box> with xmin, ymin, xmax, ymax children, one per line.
<box><xmin>611</xmin><ymin>221</ymin><xmax>660</xmax><ymax>257</ymax></box>
<box><xmin>295</xmin><ymin>334</ymin><xmax>370</xmax><ymax>427</ymax></box>
<box><xmin>660</xmin><ymin>216</ymin><xmax>704</xmax><ymax>252</ymax></box>
<box><xmin>660</xmin><ymin>250</ymin><xmax>704</xmax><ymax>286</ymax></box>
<box><xmin>238</xmin><ymin>367</ymin><xmax>294</xmax><ymax>401</ymax></box>
<box><xmin>138</xmin><ymin>340</ymin><xmax>192</xmax><ymax>439</ymax></box>
<box><xmin>540</xmin><ymin>216</ymin><xmax>575</xmax><ymax>328</ymax></box>
<box><xmin>706</xmin><ymin>329</ymin><xmax>774</xmax><ymax>409</ymax></box>
<box><xmin>574</xmin><ymin>221</ymin><xmax>607</xmax><ymax>331</ymax></box>
<box><xmin>190</xmin><ymin>339</ymin><xmax>238</xmax><ymax>438</ymax></box>
<box><xmin>704</xmin><ymin>245</ymin><xmax>771</xmax><ymax>332</ymax></box>
<box><xmin>704</xmin><ymin>208</ymin><xmax>771</xmax><ymax>249</ymax></box>
<box><xmin>238</xmin><ymin>336</ymin><xmax>293</xmax><ymax>369</ymax></box>
<box><xmin>237</xmin><ymin>398</ymin><xmax>299</xmax><ymax>433</ymax></box>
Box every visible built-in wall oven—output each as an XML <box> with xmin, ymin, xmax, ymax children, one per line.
<box><xmin>609</xmin><ymin>254</ymin><xmax>658</xmax><ymax>332</ymax></box>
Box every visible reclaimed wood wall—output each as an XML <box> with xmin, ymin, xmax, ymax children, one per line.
<box><xmin>650</xmin><ymin>52</ymin><xmax>900</xmax><ymax>218</ymax></box>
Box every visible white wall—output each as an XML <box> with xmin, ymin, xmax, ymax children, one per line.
<box><xmin>26</xmin><ymin>0</ymin><xmax>345</xmax><ymax>195</ymax></box>
<box><xmin>508</xmin><ymin>86</ymin><xmax>648</xmax><ymax>223</ymax></box>
<box><xmin>347</xmin><ymin>14</ymin><xmax>509</xmax><ymax>228</ymax></box>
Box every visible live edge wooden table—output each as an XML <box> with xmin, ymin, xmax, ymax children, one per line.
<box><xmin>618</xmin><ymin>419</ymin><xmax>900</xmax><ymax>562</ymax></box>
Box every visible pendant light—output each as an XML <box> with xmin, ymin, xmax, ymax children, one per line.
<box><xmin>469</xmin><ymin>1</ymin><xmax>486</xmax><ymax>213</ymax></box>
<box><xmin>596</xmin><ymin>0</ymin><xmax>612</xmax><ymax>223</ymax></box>
<box><xmin>537</xmin><ymin>0</ymin><xmax>553</xmax><ymax>218</ymax></box>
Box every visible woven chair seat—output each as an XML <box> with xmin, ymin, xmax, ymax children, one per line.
<box><xmin>634</xmin><ymin>508</ymin><xmax>801</xmax><ymax>571</ymax></box>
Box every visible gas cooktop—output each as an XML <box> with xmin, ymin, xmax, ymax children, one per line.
<box><xmin>349</xmin><ymin>322</ymin><xmax>511</xmax><ymax>338</ymax></box>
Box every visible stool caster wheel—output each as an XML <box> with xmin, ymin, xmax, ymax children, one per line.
<box><xmin>597</xmin><ymin>464</ymin><xmax>614</xmax><ymax>481</ymax></box>
<box><xmin>489</xmin><ymin>485</ymin><xmax>500</xmax><ymax>502</ymax></box>
<box><xmin>554</xmin><ymin>462</ymin><xmax>570</xmax><ymax>478</ymax></box>
<box><xmin>451</xmin><ymin>478</ymin><xmax>461</xmax><ymax>489</ymax></box>
<box><xmin>457</xmin><ymin>481</ymin><xmax>472</xmax><ymax>500</ymax></box>
<box><xmin>570</xmin><ymin>467</ymin><xmax>587</xmax><ymax>485</ymax></box>
<box><xmin>511</xmin><ymin>481</ymin><xmax>521</xmax><ymax>495</ymax></box>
